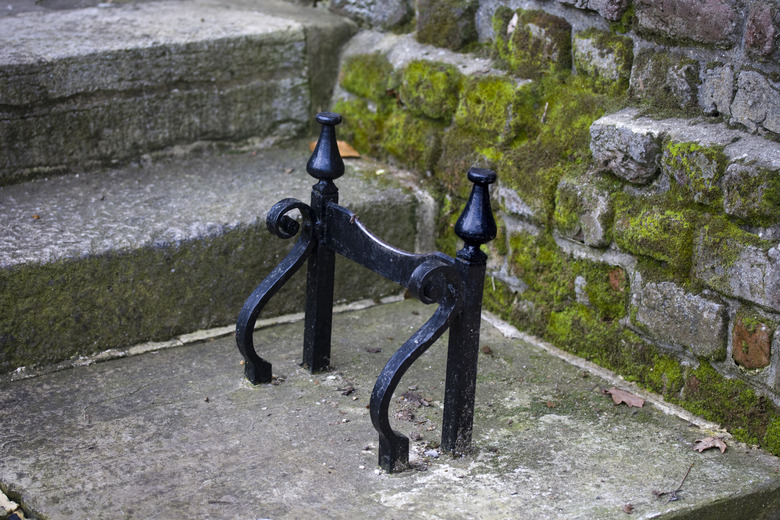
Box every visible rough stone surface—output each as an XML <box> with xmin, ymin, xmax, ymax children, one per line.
<box><xmin>556</xmin><ymin>0</ymin><xmax>630</xmax><ymax>21</ymax></box>
<box><xmin>694</xmin><ymin>233</ymin><xmax>780</xmax><ymax>313</ymax></box>
<box><xmin>631</xmin><ymin>280</ymin><xmax>728</xmax><ymax>358</ymax></box>
<box><xmin>731</xmin><ymin>70</ymin><xmax>780</xmax><ymax>135</ymax></box>
<box><xmin>590</xmin><ymin>109</ymin><xmax>663</xmax><ymax>184</ymax></box>
<box><xmin>0</xmin><ymin>146</ymin><xmax>428</xmax><ymax>372</ymax></box>
<box><xmin>328</xmin><ymin>0</ymin><xmax>413</xmax><ymax>30</ymax></box>
<box><xmin>0</xmin><ymin>0</ymin><xmax>356</xmax><ymax>184</ymax></box>
<box><xmin>722</xmin><ymin>162</ymin><xmax>780</xmax><ymax>224</ymax></box>
<box><xmin>572</xmin><ymin>28</ymin><xmax>633</xmax><ymax>91</ymax></box>
<box><xmin>699</xmin><ymin>64</ymin><xmax>734</xmax><ymax>117</ymax></box>
<box><xmin>630</xmin><ymin>48</ymin><xmax>700</xmax><ymax>110</ymax></box>
<box><xmin>634</xmin><ymin>0</ymin><xmax>739</xmax><ymax>48</ymax></box>
<box><xmin>554</xmin><ymin>171</ymin><xmax>615</xmax><ymax>247</ymax></box>
<box><xmin>2</xmin><ymin>299</ymin><xmax>780</xmax><ymax>519</ymax></box>
<box><xmin>732</xmin><ymin>315</ymin><xmax>773</xmax><ymax>369</ymax></box>
<box><xmin>415</xmin><ymin>0</ymin><xmax>479</xmax><ymax>51</ymax></box>
<box><xmin>494</xmin><ymin>8</ymin><xmax>572</xmax><ymax>77</ymax></box>
<box><xmin>745</xmin><ymin>2</ymin><xmax>778</xmax><ymax>59</ymax></box>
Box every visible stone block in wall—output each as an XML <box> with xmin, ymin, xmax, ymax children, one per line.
<box><xmin>731</xmin><ymin>71</ymin><xmax>780</xmax><ymax>135</ymax></box>
<box><xmin>694</xmin><ymin>221</ymin><xmax>780</xmax><ymax>313</ymax></box>
<box><xmin>329</xmin><ymin>0</ymin><xmax>413</xmax><ymax>30</ymax></box>
<box><xmin>662</xmin><ymin>141</ymin><xmax>727</xmax><ymax>208</ymax></box>
<box><xmin>634</xmin><ymin>0</ymin><xmax>739</xmax><ymax>48</ymax></box>
<box><xmin>630</xmin><ymin>48</ymin><xmax>699</xmax><ymax>110</ymax></box>
<box><xmin>492</xmin><ymin>7</ymin><xmax>572</xmax><ymax>78</ymax></box>
<box><xmin>573</xmin><ymin>28</ymin><xmax>633</xmax><ymax>94</ymax></box>
<box><xmin>556</xmin><ymin>0</ymin><xmax>630</xmax><ymax>21</ymax></box>
<box><xmin>631</xmin><ymin>279</ymin><xmax>728</xmax><ymax>358</ymax></box>
<box><xmin>699</xmin><ymin>64</ymin><xmax>733</xmax><ymax>117</ymax></box>
<box><xmin>590</xmin><ymin>109</ymin><xmax>662</xmax><ymax>184</ymax></box>
<box><xmin>383</xmin><ymin>110</ymin><xmax>444</xmax><ymax>173</ymax></box>
<box><xmin>732</xmin><ymin>313</ymin><xmax>774</xmax><ymax>369</ymax></box>
<box><xmin>454</xmin><ymin>75</ymin><xmax>536</xmax><ymax>145</ymax></box>
<box><xmin>339</xmin><ymin>52</ymin><xmax>394</xmax><ymax>101</ymax></box>
<box><xmin>553</xmin><ymin>171</ymin><xmax>618</xmax><ymax>247</ymax></box>
<box><xmin>399</xmin><ymin>60</ymin><xmax>462</xmax><ymax>122</ymax></box>
<box><xmin>745</xmin><ymin>2</ymin><xmax>778</xmax><ymax>60</ymax></box>
<box><xmin>722</xmin><ymin>162</ymin><xmax>780</xmax><ymax>225</ymax></box>
<box><xmin>613</xmin><ymin>195</ymin><xmax>697</xmax><ymax>274</ymax></box>
<box><xmin>416</xmin><ymin>0</ymin><xmax>478</xmax><ymax>51</ymax></box>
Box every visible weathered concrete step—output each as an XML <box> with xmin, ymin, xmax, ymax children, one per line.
<box><xmin>0</xmin><ymin>145</ymin><xmax>433</xmax><ymax>374</ymax></box>
<box><xmin>1</xmin><ymin>299</ymin><xmax>779</xmax><ymax>519</ymax></box>
<box><xmin>0</xmin><ymin>0</ymin><xmax>355</xmax><ymax>184</ymax></box>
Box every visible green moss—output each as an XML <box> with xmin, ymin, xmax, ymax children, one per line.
<box><xmin>573</xmin><ymin>28</ymin><xmax>633</xmax><ymax>95</ymax></box>
<box><xmin>609</xmin><ymin>3</ymin><xmax>634</xmax><ymax>34</ymax></box>
<box><xmin>415</xmin><ymin>0</ymin><xmax>479</xmax><ymax>51</ymax></box>
<box><xmin>454</xmin><ymin>75</ymin><xmax>537</xmax><ymax>145</ymax></box>
<box><xmin>764</xmin><ymin>419</ymin><xmax>780</xmax><ymax>455</ymax></box>
<box><xmin>612</xmin><ymin>193</ymin><xmax>699</xmax><ymax>275</ymax></box>
<box><xmin>493</xmin><ymin>8</ymin><xmax>572</xmax><ymax>78</ymax></box>
<box><xmin>436</xmin><ymin>125</ymin><xmax>493</xmax><ymax>198</ymax></box>
<box><xmin>382</xmin><ymin>110</ymin><xmax>445</xmax><ymax>173</ymax></box>
<box><xmin>723</xmin><ymin>165</ymin><xmax>780</xmax><ymax>225</ymax></box>
<box><xmin>630</xmin><ymin>49</ymin><xmax>700</xmax><ymax>113</ymax></box>
<box><xmin>663</xmin><ymin>141</ymin><xmax>727</xmax><ymax>207</ymax></box>
<box><xmin>399</xmin><ymin>60</ymin><xmax>462</xmax><ymax>122</ymax></box>
<box><xmin>340</xmin><ymin>53</ymin><xmax>394</xmax><ymax>101</ymax></box>
<box><xmin>333</xmin><ymin>98</ymin><xmax>385</xmax><ymax>157</ymax></box>
<box><xmin>647</xmin><ymin>355</ymin><xmax>684</xmax><ymax>396</ymax></box>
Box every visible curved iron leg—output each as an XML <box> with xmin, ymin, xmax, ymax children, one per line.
<box><xmin>236</xmin><ymin>200</ymin><xmax>315</xmax><ymax>384</ymax></box>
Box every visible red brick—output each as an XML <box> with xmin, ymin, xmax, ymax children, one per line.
<box><xmin>732</xmin><ymin>316</ymin><xmax>772</xmax><ymax>369</ymax></box>
<box><xmin>635</xmin><ymin>0</ymin><xmax>739</xmax><ymax>48</ymax></box>
<box><xmin>745</xmin><ymin>2</ymin><xmax>777</xmax><ymax>58</ymax></box>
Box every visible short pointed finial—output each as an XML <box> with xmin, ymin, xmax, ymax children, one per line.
<box><xmin>455</xmin><ymin>167</ymin><xmax>497</xmax><ymax>261</ymax></box>
<box><xmin>307</xmin><ymin>112</ymin><xmax>345</xmax><ymax>183</ymax></box>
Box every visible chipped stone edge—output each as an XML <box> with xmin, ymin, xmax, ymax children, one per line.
<box><xmin>0</xmin><ymin>293</ymin><xmax>406</xmax><ymax>385</ymax></box>
<box><xmin>482</xmin><ymin>310</ymin><xmax>730</xmax><ymax>436</ymax></box>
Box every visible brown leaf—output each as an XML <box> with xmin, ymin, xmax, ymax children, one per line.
<box><xmin>481</xmin><ymin>345</ymin><xmax>493</xmax><ymax>355</ymax></box>
<box><xmin>622</xmin><ymin>503</ymin><xmax>634</xmax><ymax>514</ymax></box>
<box><xmin>694</xmin><ymin>436</ymin><xmax>727</xmax><ymax>453</ymax></box>
<box><xmin>308</xmin><ymin>140</ymin><xmax>360</xmax><ymax>158</ymax></box>
<box><xmin>606</xmin><ymin>387</ymin><xmax>645</xmax><ymax>408</ymax></box>
<box><xmin>366</xmin><ymin>347</ymin><xmax>382</xmax><ymax>354</ymax></box>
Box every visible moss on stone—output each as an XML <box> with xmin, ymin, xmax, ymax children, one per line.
<box><xmin>630</xmin><ymin>49</ymin><xmax>700</xmax><ymax>113</ymax></box>
<box><xmin>612</xmin><ymin>193</ymin><xmax>699</xmax><ymax>275</ymax></box>
<box><xmin>399</xmin><ymin>60</ymin><xmax>463</xmax><ymax>122</ymax></box>
<box><xmin>647</xmin><ymin>355</ymin><xmax>685</xmax><ymax>396</ymax></box>
<box><xmin>663</xmin><ymin>141</ymin><xmax>727</xmax><ymax>208</ymax></box>
<box><xmin>454</xmin><ymin>75</ymin><xmax>537</xmax><ymax>145</ymax></box>
<box><xmin>340</xmin><ymin>53</ymin><xmax>394</xmax><ymax>101</ymax></box>
<box><xmin>382</xmin><ymin>110</ymin><xmax>445</xmax><ymax>173</ymax></box>
<box><xmin>723</xmin><ymin>164</ymin><xmax>780</xmax><ymax>226</ymax></box>
<box><xmin>415</xmin><ymin>0</ymin><xmax>479</xmax><ymax>51</ymax></box>
<box><xmin>573</xmin><ymin>28</ymin><xmax>633</xmax><ymax>95</ymax></box>
<box><xmin>492</xmin><ymin>8</ymin><xmax>572</xmax><ymax>78</ymax></box>
<box><xmin>609</xmin><ymin>3</ymin><xmax>635</xmax><ymax>34</ymax></box>
<box><xmin>333</xmin><ymin>98</ymin><xmax>386</xmax><ymax>157</ymax></box>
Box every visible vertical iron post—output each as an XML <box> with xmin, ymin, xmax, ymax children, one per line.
<box><xmin>302</xmin><ymin>112</ymin><xmax>344</xmax><ymax>372</ymax></box>
<box><xmin>441</xmin><ymin>167</ymin><xmax>497</xmax><ymax>454</ymax></box>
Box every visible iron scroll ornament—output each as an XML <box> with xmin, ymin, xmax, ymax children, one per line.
<box><xmin>236</xmin><ymin>112</ymin><xmax>497</xmax><ymax>471</ymax></box>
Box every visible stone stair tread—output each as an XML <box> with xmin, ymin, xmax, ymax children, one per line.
<box><xmin>0</xmin><ymin>145</ymin><xmax>429</xmax><ymax>372</ymax></box>
<box><xmin>1</xmin><ymin>299</ymin><xmax>778</xmax><ymax>519</ymax></box>
<box><xmin>0</xmin><ymin>0</ymin><xmax>355</xmax><ymax>183</ymax></box>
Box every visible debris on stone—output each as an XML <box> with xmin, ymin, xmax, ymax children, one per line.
<box><xmin>604</xmin><ymin>387</ymin><xmax>645</xmax><ymax>408</ymax></box>
<box><xmin>423</xmin><ymin>449</ymin><xmax>439</xmax><ymax>458</ymax></box>
<box><xmin>694</xmin><ymin>437</ymin><xmax>727</xmax><ymax>454</ymax></box>
<box><xmin>622</xmin><ymin>503</ymin><xmax>634</xmax><ymax>514</ymax></box>
<box><xmin>481</xmin><ymin>345</ymin><xmax>493</xmax><ymax>355</ymax></box>
<box><xmin>366</xmin><ymin>347</ymin><xmax>382</xmax><ymax>353</ymax></box>
<box><xmin>338</xmin><ymin>385</ymin><xmax>355</xmax><ymax>396</ymax></box>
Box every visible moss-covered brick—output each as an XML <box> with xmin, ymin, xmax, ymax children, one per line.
<box><xmin>573</xmin><ymin>28</ymin><xmax>633</xmax><ymax>95</ymax></box>
<box><xmin>553</xmin><ymin>170</ymin><xmax>621</xmax><ymax>247</ymax></box>
<box><xmin>399</xmin><ymin>60</ymin><xmax>463</xmax><ymax>122</ymax></box>
<box><xmin>723</xmin><ymin>163</ymin><xmax>780</xmax><ymax>225</ymax></box>
<box><xmin>340</xmin><ymin>52</ymin><xmax>394</xmax><ymax>101</ymax></box>
<box><xmin>436</xmin><ymin>125</ymin><xmax>495</xmax><ymax>198</ymax></box>
<box><xmin>492</xmin><ymin>8</ymin><xmax>572</xmax><ymax>78</ymax></box>
<box><xmin>454</xmin><ymin>75</ymin><xmax>537</xmax><ymax>145</ymax></box>
<box><xmin>382</xmin><ymin>110</ymin><xmax>445</xmax><ymax>173</ymax></box>
<box><xmin>629</xmin><ymin>49</ymin><xmax>700</xmax><ymax>111</ymax></box>
<box><xmin>333</xmin><ymin>97</ymin><xmax>386</xmax><ymax>157</ymax></box>
<box><xmin>663</xmin><ymin>141</ymin><xmax>727</xmax><ymax>208</ymax></box>
<box><xmin>416</xmin><ymin>0</ymin><xmax>478</xmax><ymax>51</ymax></box>
<box><xmin>693</xmin><ymin>216</ymin><xmax>780</xmax><ymax>311</ymax></box>
<box><xmin>613</xmin><ymin>194</ymin><xmax>698</xmax><ymax>274</ymax></box>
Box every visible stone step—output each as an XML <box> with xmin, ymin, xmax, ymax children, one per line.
<box><xmin>1</xmin><ymin>299</ymin><xmax>779</xmax><ymax>519</ymax></box>
<box><xmin>0</xmin><ymin>145</ymin><xmax>434</xmax><ymax>374</ymax></box>
<box><xmin>0</xmin><ymin>0</ymin><xmax>355</xmax><ymax>184</ymax></box>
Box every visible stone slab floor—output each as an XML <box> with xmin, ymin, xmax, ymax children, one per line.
<box><xmin>2</xmin><ymin>299</ymin><xmax>780</xmax><ymax>519</ymax></box>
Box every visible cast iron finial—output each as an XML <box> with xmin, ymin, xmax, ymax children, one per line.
<box><xmin>307</xmin><ymin>112</ymin><xmax>345</xmax><ymax>184</ymax></box>
<box><xmin>454</xmin><ymin>167</ymin><xmax>498</xmax><ymax>261</ymax></box>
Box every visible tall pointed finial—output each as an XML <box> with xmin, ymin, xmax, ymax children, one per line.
<box><xmin>307</xmin><ymin>112</ymin><xmax>345</xmax><ymax>185</ymax></box>
<box><xmin>454</xmin><ymin>167</ymin><xmax>497</xmax><ymax>261</ymax></box>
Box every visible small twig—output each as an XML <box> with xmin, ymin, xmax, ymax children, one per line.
<box><xmin>653</xmin><ymin>463</ymin><xmax>694</xmax><ymax>503</ymax></box>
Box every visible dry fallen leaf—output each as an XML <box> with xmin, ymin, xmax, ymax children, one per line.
<box><xmin>481</xmin><ymin>345</ymin><xmax>493</xmax><ymax>355</ymax></box>
<box><xmin>308</xmin><ymin>140</ymin><xmax>361</xmax><ymax>158</ymax></box>
<box><xmin>622</xmin><ymin>503</ymin><xmax>634</xmax><ymax>514</ymax></box>
<box><xmin>606</xmin><ymin>387</ymin><xmax>645</xmax><ymax>408</ymax></box>
<box><xmin>694</xmin><ymin>436</ymin><xmax>727</xmax><ymax>453</ymax></box>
